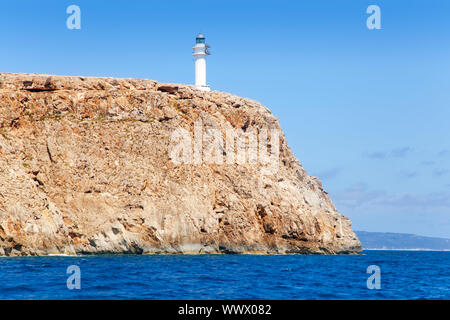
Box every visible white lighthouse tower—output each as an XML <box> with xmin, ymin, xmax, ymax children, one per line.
<box><xmin>192</xmin><ymin>33</ymin><xmax>211</xmax><ymax>91</ymax></box>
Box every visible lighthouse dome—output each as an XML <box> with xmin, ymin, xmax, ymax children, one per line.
<box><xmin>196</xmin><ymin>33</ymin><xmax>206</xmax><ymax>44</ymax></box>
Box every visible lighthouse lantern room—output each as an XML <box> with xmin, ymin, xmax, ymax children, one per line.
<box><xmin>192</xmin><ymin>33</ymin><xmax>211</xmax><ymax>91</ymax></box>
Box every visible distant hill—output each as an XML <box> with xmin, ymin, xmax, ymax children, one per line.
<box><xmin>355</xmin><ymin>231</ymin><xmax>450</xmax><ymax>250</ymax></box>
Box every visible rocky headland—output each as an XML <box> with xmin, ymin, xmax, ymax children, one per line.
<box><xmin>0</xmin><ymin>73</ymin><xmax>361</xmax><ymax>256</ymax></box>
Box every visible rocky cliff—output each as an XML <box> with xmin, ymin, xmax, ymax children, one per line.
<box><xmin>0</xmin><ymin>73</ymin><xmax>361</xmax><ymax>256</ymax></box>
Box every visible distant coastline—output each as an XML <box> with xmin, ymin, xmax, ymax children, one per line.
<box><xmin>364</xmin><ymin>248</ymin><xmax>450</xmax><ymax>252</ymax></box>
<box><xmin>356</xmin><ymin>231</ymin><xmax>450</xmax><ymax>251</ymax></box>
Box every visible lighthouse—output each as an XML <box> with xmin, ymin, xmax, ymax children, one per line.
<box><xmin>192</xmin><ymin>33</ymin><xmax>211</xmax><ymax>91</ymax></box>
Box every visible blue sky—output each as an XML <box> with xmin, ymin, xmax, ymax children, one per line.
<box><xmin>1</xmin><ymin>0</ymin><xmax>449</xmax><ymax>237</ymax></box>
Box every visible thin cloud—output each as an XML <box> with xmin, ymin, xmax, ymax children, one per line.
<box><xmin>400</xmin><ymin>171</ymin><xmax>418</xmax><ymax>179</ymax></box>
<box><xmin>333</xmin><ymin>183</ymin><xmax>386</xmax><ymax>209</ymax></box>
<box><xmin>365</xmin><ymin>151</ymin><xmax>386</xmax><ymax>159</ymax></box>
<box><xmin>379</xmin><ymin>192</ymin><xmax>450</xmax><ymax>208</ymax></box>
<box><xmin>365</xmin><ymin>146</ymin><xmax>412</xmax><ymax>160</ymax></box>
<box><xmin>391</xmin><ymin>147</ymin><xmax>412</xmax><ymax>158</ymax></box>
<box><xmin>433</xmin><ymin>169</ymin><xmax>449</xmax><ymax>177</ymax></box>
<box><xmin>438</xmin><ymin>149</ymin><xmax>449</xmax><ymax>157</ymax></box>
<box><xmin>334</xmin><ymin>183</ymin><xmax>450</xmax><ymax>210</ymax></box>
<box><xmin>313</xmin><ymin>167</ymin><xmax>342</xmax><ymax>180</ymax></box>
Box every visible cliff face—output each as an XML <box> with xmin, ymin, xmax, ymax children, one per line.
<box><xmin>0</xmin><ymin>73</ymin><xmax>361</xmax><ymax>256</ymax></box>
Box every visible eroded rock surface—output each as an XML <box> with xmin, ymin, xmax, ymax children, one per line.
<box><xmin>0</xmin><ymin>73</ymin><xmax>361</xmax><ymax>256</ymax></box>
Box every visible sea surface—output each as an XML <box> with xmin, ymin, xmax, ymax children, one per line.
<box><xmin>0</xmin><ymin>251</ymin><xmax>448</xmax><ymax>299</ymax></box>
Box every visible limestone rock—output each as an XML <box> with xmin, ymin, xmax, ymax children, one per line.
<box><xmin>0</xmin><ymin>73</ymin><xmax>361</xmax><ymax>256</ymax></box>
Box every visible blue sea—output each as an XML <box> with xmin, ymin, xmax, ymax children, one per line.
<box><xmin>0</xmin><ymin>251</ymin><xmax>448</xmax><ymax>299</ymax></box>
